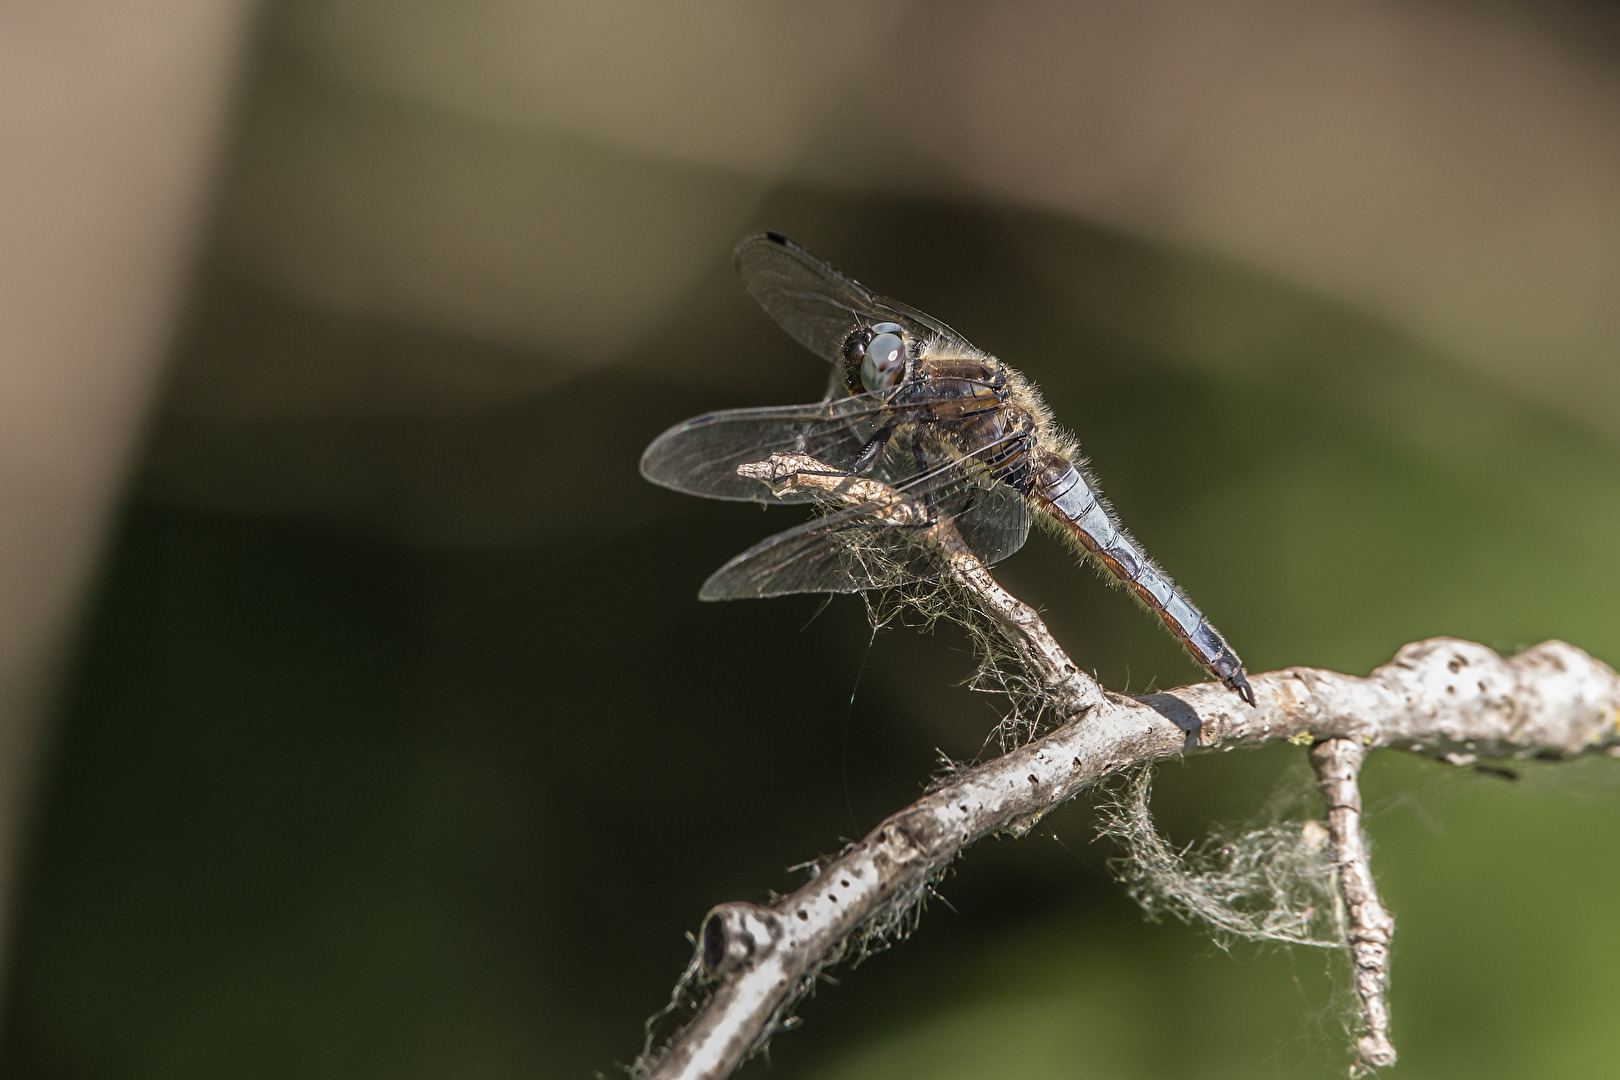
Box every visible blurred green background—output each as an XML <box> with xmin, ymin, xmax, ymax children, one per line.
<box><xmin>5</xmin><ymin>3</ymin><xmax>1620</xmax><ymax>1078</ymax></box>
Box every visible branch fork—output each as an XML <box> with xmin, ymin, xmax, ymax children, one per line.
<box><xmin>633</xmin><ymin>453</ymin><xmax>1620</xmax><ymax>1080</ymax></box>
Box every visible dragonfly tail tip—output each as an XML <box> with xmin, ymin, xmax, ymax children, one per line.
<box><xmin>1227</xmin><ymin>671</ymin><xmax>1256</xmax><ymax>708</ymax></box>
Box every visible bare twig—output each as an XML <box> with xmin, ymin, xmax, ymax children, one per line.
<box><xmin>633</xmin><ymin>454</ymin><xmax>1620</xmax><ymax>1080</ymax></box>
<box><xmin>1312</xmin><ymin>737</ymin><xmax>1397</xmax><ymax>1074</ymax></box>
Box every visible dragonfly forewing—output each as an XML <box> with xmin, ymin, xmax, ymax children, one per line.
<box><xmin>640</xmin><ymin>394</ymin><xmax>891</xmax><ymax>503</ymax></box>
<box><xmin>735</xmin><ymin>232</ymin><xmax>985</xmax><ymax>366</ymax></box>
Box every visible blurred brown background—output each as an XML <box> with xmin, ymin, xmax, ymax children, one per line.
<box><xmin>3</xmin><ymin>2</ymin><xmax>1620</xmax><ymax>1077</ymax></box>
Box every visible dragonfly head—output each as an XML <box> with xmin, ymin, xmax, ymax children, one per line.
<box><xmin>843</xmin><ymin>321</ymin><xmax>908</xmax><ymax>394</ymax></box>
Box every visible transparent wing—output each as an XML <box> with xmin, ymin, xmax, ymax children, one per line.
<box><xmin>701</xmin><ymin>505</ymin><xmax>943</xmax><ymax>598</ymax></box>
<box><xmin>734</xmin><ymin>232</ymin><xmax>986</xmax><ymax>364</ymax></box>
<box><xmin>640</xmin><ymin>377</ymin><xmax>998</xmax><ymax>504</ymax></box>
<box><xmin>699</xmin><ymin>433</ymin><xmax>1033</xmax><ymax>599</ymax></box>
<box><xmin>641</xmin><ymin>393</ymin><xmax>887</xmax><ymax>503</ymax></box>
<box><xmin>953</xmin><ymin>483</ymin><xmax>1033</xmax><ymax>569</ymax></box>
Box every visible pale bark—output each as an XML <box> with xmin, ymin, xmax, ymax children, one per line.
<box><xmin>634</xmin><ymin>455</ymin><xmax>1620</xmax><ymax>1080</ymax></box>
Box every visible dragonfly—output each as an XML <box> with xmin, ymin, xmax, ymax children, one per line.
<box><xmin>641</xmin><ymin>232</ymin><xmax>1254</xmax><ymax>705</ymax></box>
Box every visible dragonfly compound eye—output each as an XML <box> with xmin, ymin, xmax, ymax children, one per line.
<box><xmin>860</xmin><ymin>331</ymin><xmax>905</xmax><ymax>392</ymax></box>
<box><xmin>841</xmin><ymin>329</ymin><xmax>870</xmax><ymax>366</ymax></box>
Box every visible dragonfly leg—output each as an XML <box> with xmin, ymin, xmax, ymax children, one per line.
<box><xmin>912</xmin><ymin>439</ymin><xmax>944</xmax><ymax>525</ymax></box>
<box><xmin>846</xmin><ymin>422</ymin><xmax>897</xmax><ymax>476</ymax></box>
